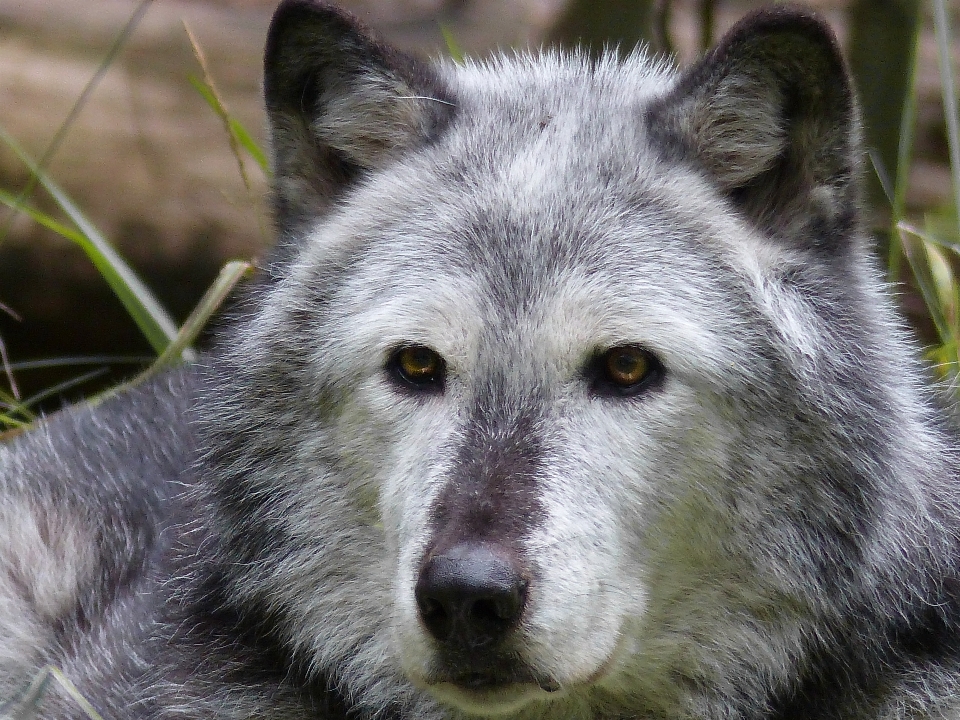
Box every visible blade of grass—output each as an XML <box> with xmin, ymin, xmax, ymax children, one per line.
<box><xmin>184</xmin><ymin>22</ymin><xmax>269</xmax><ymax>248</ymax></box>
<box><xmin>0</xmin><ymin>405</ymin><xmax>34</xmax><ymax>429</ymax></box>
<box><xmin>144</xmin><ymin>259</ymin><xmax>251</xmax><ymax>375</ymax></box>
<box><xmin>187</xmin><ymin>77</ymin><xmax>268</xmax><ymax>175</ymax></box>
<box><xmin>0</xmin><ymin>385</ymin><xmax>32</xmax><ymax>423</ymax></box>
<box><xmin>48</xmin><ymin>667</ymin><xmax>107</xmax><ymax>720</ymax></box>
<box><xmin>0</xmin><ymin>664</ymin><xmax>54</xmax><ymax>718</ymax></box>
<box><xmin>0</xmin><ymin>127</ymin><xmax>188</xmax><ymax>359</ymax></box>
<box><xmin>0</xmin><ymin>666</ymin><xmax>107</xmax><ymax>720</ymax></box>
<box><xmin>0</xmin><ymin>415</ymin><xmax>30</xmax><ymax>431</ymax></box>
<box><xmin>653</xmin><ymin>0</ymin><xmax>674</xmax><ymax>56</ymax></box>
<box><xmin>0</xmin><ymin>303</ymin><xmax>20</xmax><ymax>400</ymax></box>
<box><xmin>440</xmin><ymin>25</ymin><xmax>465</xmax><ymax>64</ymax></box>
<box><xmin>3</xmin><ymin>356</ymin><xmax>153</xmax><ymax>372</ymax></box>
<box><xmin>922</xmin><ymin>238</ymin><xmax>956</xmax><ymax>328</ymax></box>
<box><xmin>870</xmin><ymin>149</ymin><xmax>895</xmax><ymax>207</ymax></box>
<box><xmin>888</xmin><ymin>16</ymin><xmax>923</xmax><ymax>282</ymax></box>
<box><xmin>0</xmin><ymin>189</ymin><xmax>87</xmax><ymax>244</ymax></box>
<box><xmin>0</xmin><ymin>335</ymin><xmax>17</xmax><ymax>401</ymax></box>
<box><xmin>5</xmin><ymin>368</ymin><xmax>109</xmax><ymax>417</ymax></box>
<box><xmin>932</xmin><ymin>0</ymin><xmax>960</xmax><ymax>233</ymax></box>
<box><xmin>184</xmin><ymin>23</ymin><xmax>269</xmax><ymax>180</ymax></box>
<box><xmin>898</xmin><ymin>220</ymin><xmax>960</xmax><ymax>255</ymax></box>
<box><xmin>0</xmin><ymin>385</ymin><xmax>22</xmax><ymax>407</ymax></box>
<box><xmin>100</xmin><ymin>259</ymin><xmax>252</xmax><ymax>401</ymax></box>
<box><xmin>900</xmin><ymin>224</ymin><xmax>952</xmax><ymax>344</ymax></box>
<box><xmin>0</xmin><ymin>0</ymin><xmax>154</xmax><ymax>247</ymax></box>
<box><xmin>186</xmin><ymin>74</ymin><xmax>256</xmax><ymax>190</ymax></box>
<box><xmin>0</xmin><ymin>301</ymin><xmax>19</xmax><ymax>322</ymax></box>
<box><xmin>227</xmin><ymin>118</ymin><xmax>268</xmax><ymax>172</ymax></box>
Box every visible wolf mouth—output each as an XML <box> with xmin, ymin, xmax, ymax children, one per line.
<box><xmin>425</xmin><ymin>673</ymin><xmax>562</xmax><ymax>714</ymax></box>
<box><xmin>441</xmin><ymin>671</ymin><xmax>561</xmax><ymax>693</ymax></box>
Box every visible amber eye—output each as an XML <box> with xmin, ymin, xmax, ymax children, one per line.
<box><xmin>390</xmin><ymin>345</ymin><xmax>445</xmax><ymax>391</ymax></box>
<box><xmin>592</xmin><ymin>345</ymin><xmax>661</xmax><ymax>396</ymax></box>
<box><xmin>605</xmin><ymin>346</ymin><xmax>649</xmax><ymax>385</ymax></box>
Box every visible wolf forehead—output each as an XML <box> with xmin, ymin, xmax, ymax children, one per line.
<box><xmin>431</xmin><ymin>53</ymin><xmax>676</xmax><ymax>186</ymax></box>
<box><xmin>267</xmin><ymin>4</ymin><xmax>854</xmax><ymax>262</ymax></box>
<box><xmin>286</xmin><ymin>56</ymin><xmax>762</xmax><ymax>343</ymax></box>
<box><xmin>306</xmin><ymin>51</ymin><xmax>730</xmax><ymax>260</ymax></box>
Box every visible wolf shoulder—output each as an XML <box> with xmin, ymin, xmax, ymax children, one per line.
<box><xmin>0</xmin><ymin>368</ymin><xmax>197</xmax><ymax>705</ymax></box>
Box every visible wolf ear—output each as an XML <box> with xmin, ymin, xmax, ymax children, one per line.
<box><xmin>264</xmin><ymin>0</ymin><xmax>455</xmax><ymax>234</ymax></box>
<box><xmin>647</xmin><ymin>8</ymin><xmax>860</xmax><ymax>253</ymax></box>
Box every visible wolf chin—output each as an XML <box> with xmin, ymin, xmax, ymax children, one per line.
<box><xmin>3</xmin><ymin>2</ymin><xmax>960</xmax><ymax>719</ymax></box>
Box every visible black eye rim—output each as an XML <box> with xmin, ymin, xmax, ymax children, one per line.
<box><xmin>387</xmin><ymin>344</ymin><xmax>447</xmax><ymax>393</ymax></box>
<box><xmin>588</xmin><ymin>345</ymin><xmax>664</xmax><ymax>398</ymax></box>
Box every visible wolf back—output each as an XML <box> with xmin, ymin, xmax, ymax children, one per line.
<box><xmin>3</xmin><ymin>2</ymin><xmax>960</xmax><ymax>719</ymax></box>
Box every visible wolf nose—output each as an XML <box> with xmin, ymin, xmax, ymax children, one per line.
<box><xmin>415</xmin><ymin>543</ymin><xmax>527</xmax><ymax>648</ymax></box>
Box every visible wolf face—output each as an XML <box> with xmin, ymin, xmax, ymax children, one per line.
<box><xmin>7</xmin><ymin>2</ymin><xmax>959</xmax><ymax>720</ymax></box>
<box><xmin>187</xmin><ymin>3</ymin><xmax>960</xmax><ymax>719</ymax></box>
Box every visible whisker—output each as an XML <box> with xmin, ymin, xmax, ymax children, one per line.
<box><xmin>394</xmin><ymin>95</ymin><xmax>456</xmax><ymax>107</ymax></box>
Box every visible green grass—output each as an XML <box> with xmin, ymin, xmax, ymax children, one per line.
<box><xmin>893</xmin><ymin>0</ymin><xmax>960</xmax><ymax>385</ymax></box>
<box><xmin>0</xmin><ymin>9</ymin><xmax>259</xmax><ymax>431</ymax></box>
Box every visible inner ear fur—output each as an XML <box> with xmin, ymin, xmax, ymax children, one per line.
<box><xmin>647</xmin><ymin>7</ymin><xmax>861</xmax><ymax>252</ymax></box>
<box><xmin>263</xmin><ymin>0</ymin><xmax>455</xmax><ymax>233</ymax></box>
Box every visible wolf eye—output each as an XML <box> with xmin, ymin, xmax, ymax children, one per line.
<box><xmin>591</xmin><ymin>346</ymin><xmax>662</xmax><ymax>397</ymax></box>
<box><xmin>606</xmin><ymin>347</ymin><xmax>649</xmax><ymax>385</ymax></box>
<box><xmin>390</xmin><ymin>345</ymin><xmax>445</xmax><ymax>391</ymax></box>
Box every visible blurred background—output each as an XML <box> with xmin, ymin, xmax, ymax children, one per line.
<box><xmin>0</xmin><ymin>0</ymin><xmax>952</xmax><ymax>406</ymax></box>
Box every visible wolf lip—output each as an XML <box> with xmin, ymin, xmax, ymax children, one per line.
<box><xmin>457</xmin><ymin>672</ymin><xmax>503</xmax><ymax>689</ymax></box>
<box><xmin>442</xmin><ymin>671</ymin><xmax>563</xmax><ymax>696</ymax></box>
<box><xmin>427</xmin><ymin>675</ymin><xmax>556</xmax><ymax>714</ymax></box>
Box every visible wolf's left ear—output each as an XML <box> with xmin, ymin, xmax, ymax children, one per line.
<box><xmin>264</xmin><ymin>0</ymin><xmax>454</xmax><ymax>233</ymax></box>
<box><xmin>647</xmin><ymin>8</ymin><xmax>860</xmax><ymax>253</ymax></box>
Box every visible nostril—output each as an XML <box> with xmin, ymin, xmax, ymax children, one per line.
<box><xmin>471</xmin><ymin>583</ymin><xmax>526</xmax><ymax>624</ymax></box>
<box><xmin>470</xmin><ymin>597</ymin><xmax>501</xmax><ymax>626</ymax></box>
<box><xmin>416</xmin><ymin>595</ymin><xmax>452</xmax><ymax>641</ymax></box>
<box><xmin>415</xmin><ymin>542</ymin><xmax>527</xmax><ymax>648</ymax></box>
<box><xmin>417</xmin><ymin>596</ymin><xmax>442</xmax><ymax>618</ymax></box>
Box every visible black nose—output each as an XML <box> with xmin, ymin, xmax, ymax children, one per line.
<box><xmin>415</xmin><ymin>543</ymin><xmax>528</xmax><ymax>649</ymax></box>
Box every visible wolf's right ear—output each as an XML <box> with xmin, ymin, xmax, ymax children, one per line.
<box><xmin>646</xmin><ymin>8</ymin><xmax>860</xmax><ymax>255</ymax></box>
<box><xmin>264</xmin><ymin>0</ymin><xmax>455</xmax><ymax>233</ymax></box>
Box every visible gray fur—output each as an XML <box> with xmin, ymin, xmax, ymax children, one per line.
<box><xmin>4</xmin><ymin>3</ymin><xmax>960</xmax><ymax>719</ymax></box>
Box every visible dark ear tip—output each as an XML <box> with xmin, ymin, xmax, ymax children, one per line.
<box><xmin>264</xmin><ymin>0</ymin><xmax>374</xmax><ymax>110</ymax></box>
<box><xmin>268</xmin><ymin>0</ymin><xmax>353</xmax><ymax>29</ymax></box>
<box><xmin>267</xmin><ymin>0</ymin><xmax>335</xmax><ymax>41</ymax></box>
<box><xmin>265</xmin><ymin>0</ymin><xmax>367</xmax><ymax>68</ymax></box>
<box><xmin>715</xmin><ymin>5</ymin><xmax>844</xmax><ymax>64</ymax></box>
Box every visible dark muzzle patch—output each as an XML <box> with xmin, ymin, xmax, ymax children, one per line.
<box><xmin>418</xmin><ymin>393</ymin><xmax>546</xmax><ymax>660</ymax></box>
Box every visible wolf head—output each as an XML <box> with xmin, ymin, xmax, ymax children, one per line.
<box><xmin>197</xmin><ymin>3</ymin><xmax>947</xmax><ymax>718</ymax></box>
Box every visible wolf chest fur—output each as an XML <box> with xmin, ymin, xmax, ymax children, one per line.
<box><xmin>3</xmin><ymin>2</ymin><xmax>960</xmax><ymax>719</ymax></box>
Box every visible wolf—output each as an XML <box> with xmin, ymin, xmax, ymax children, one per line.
<box><xmin>2</xmin><ymin>1</ymin><xmax>960</xmax><ymax>718</ymax></box>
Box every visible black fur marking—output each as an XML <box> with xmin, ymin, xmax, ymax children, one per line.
<box><xmin>427</xmin><ymin>391</ymin><xmax>546</xmax><ymax>554</ymax></box>
<box><xmin>419</xmin><ymin>387</ymin><xmax>547</xmax><ymax>679</ymax></box>
<box><xmin>769</xmin><ymin>581</ymin><xmax>960</xmax><ymax>720</ymax></box>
